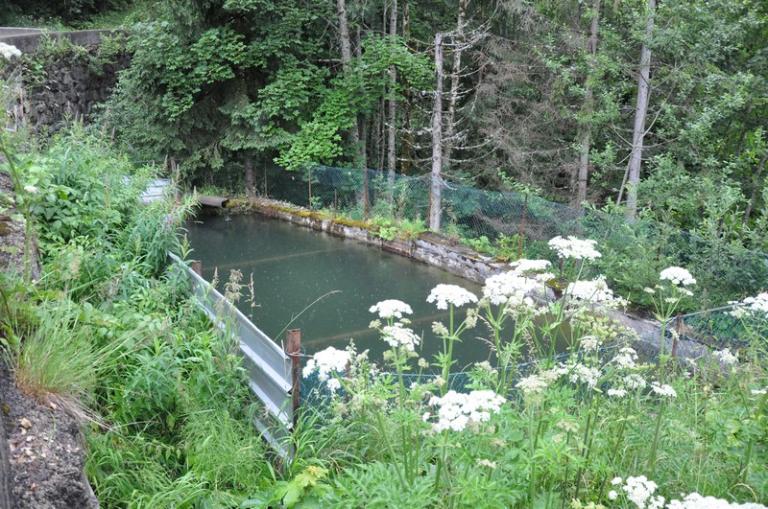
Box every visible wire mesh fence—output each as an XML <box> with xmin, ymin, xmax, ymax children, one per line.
<box><xmin>256</xmin><ymin>164</ymin><xmax>768</xmax><ymax>321</ymax></box>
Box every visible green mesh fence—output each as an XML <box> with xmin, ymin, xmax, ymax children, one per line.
<box><xmin>679</xmin><ymin>306</ymin><xmax>768</xmax><ymax>350</ymax></box>
<box><xmin>256</xmin><ymin>164</ymin><xmax>767</xmax><ymax>314</ymax></box>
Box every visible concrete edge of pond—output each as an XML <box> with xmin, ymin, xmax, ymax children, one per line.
<box><xmin>210</xmin><ymin>195</ymin><xmax>719</xmax><ymax>363</ymax></box>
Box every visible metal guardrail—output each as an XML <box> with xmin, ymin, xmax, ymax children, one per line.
<box><xmin>168</xmin><ymin>252</ymin><xmax>297</xmax><ymax>461</ymax></box>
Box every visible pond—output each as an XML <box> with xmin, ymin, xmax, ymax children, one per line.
<box><xmin>186</xmin><ymin>212</ymin><xmax>492</xmax><ymax>368</ymax></box>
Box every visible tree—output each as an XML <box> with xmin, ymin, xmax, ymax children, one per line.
<box><xmin>576</xmin><ymin>0</ymin><xmax>601</xmax><ymax>209</ymax></box>
<box><xmin>623</xmin><ymin>0</ymin><xmax>656</xmax><ymax>221</ymax></box>
<box><xmin>429</xmin><ymin>32</ymin><xmax>444</xmax><ymax>231</ymax></box>
<box><xmin>387</xmin><ymin>0</ymin><xmax>399</xmax><ymax>199</ymax></box>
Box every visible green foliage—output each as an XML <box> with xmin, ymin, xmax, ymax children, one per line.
<box><xmin>276</xmin><ymin>36</ymin><xmax>432</xmax><ymax>171</ymax></box>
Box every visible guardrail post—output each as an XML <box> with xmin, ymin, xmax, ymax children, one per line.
<box><xmin>191</xmin><ymin>260</ymin><xmax>202</xmax><ymax>276</ymax></box>
<box><xmin>285</xmin><ymin>329</ymin><xmax>302</xmax><ymax>427</ymax></box>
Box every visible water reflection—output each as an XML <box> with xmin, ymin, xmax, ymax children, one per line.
<box><xmin>186</xmin><ymin>213</ymin><xmax>491</xmax><ymax>367</ymax></box>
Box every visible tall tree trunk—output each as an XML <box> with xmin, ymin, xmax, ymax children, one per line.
<box><xmin>442</xmin><ymin>0</ymin><xmax>469</xmax><ymax>170</ymax></box>
<box><xmin>624</xmin><ymin>0</ymin><xmax>655</xmax><ymax>221</ymax></box>
<box><xmin>387</xmin><ymin>0</ymin><xmax>398</xmax><ymax>201</ymax></box>
<box><xmin>401</xmin><ymin>0</ymin><xmax>414</xmax><ymax>174</ymax></box>
<box><xmin>576</xmin><ymin>0</ymin><xmax>601</xmax><ymax>209</ymax></box>
<box><xmin>355</xmin><ymin>23</ymin><xmax>369</xmax><ymax>215</ymax></box>
<box><xmin>244</xmin><ymin>155</ymin><xmax>256</xmax><ymax>198</ymax></box>
<box><xmin>429</xmin><ymin>33</ymin><xmax>444</xmax><ymax>231</ymax></box>
<box><xmin>338</xmin><ymin>0</ymin><xmax>368</xmax><ymax>213</ymax></box>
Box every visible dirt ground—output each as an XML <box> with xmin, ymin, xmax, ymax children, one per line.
<box><xmin>0</xmin><ymin>369</ymin><xmax>99</xmax><ymax>509</ymax></box>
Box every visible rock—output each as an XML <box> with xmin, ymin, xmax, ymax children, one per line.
<box><xmin>18</xmin><ymin>418</ymin><xmax>31</xmax><ymax>430</ymax></box>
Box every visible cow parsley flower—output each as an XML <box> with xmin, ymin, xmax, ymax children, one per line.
<box><xmin>622</xmin><ymin>475</ymin><xmax>661</xmax><ymax>508</ymax></box>
<box><xmin>612</xmin><ymin>347</ymin><xmax>639</xmax><ymax>369</ymax></box>
<box><xmin>482</xmin><ymin>272</ymin><xmax>540</xmax><ymax>306</ymax></box>
<box><xmin>0</xmin><ymin>42</ymin><xmax>21</xmax><ymax>60</ymax></box>
<box><xmin>509</xmin><ymin>259</ymin><xmax>552</xmax><ymax>275</ymax></box>
<box><xmin>381</xmin><ymin>323</ymin><xmax>420</xmax><ymax>351</ymax></box>
<box><xmin>476</xmin><ymin>458</ymin><xmax>497</xmax><ymax>469</ymax></box>
<box><xmin>303</xmin><ymin>346</ymin><xmax>351</xmax><ymax>382</ymax></box>
<box><xmin>729</xmin><ymin>292</ymin><xmax>768</xmax><ymax>319</ymax></box>
<box><xmin>659</xmin><ymin>267</ymin><xmax>696</xmax><ymax>287</ymax></box>
<box><xmin>548</xmin><ymin>236</ymin><xmax>601</xmax><ymax>260</ymax></box>
<box><xmin>369</xmin><ymin>299</ymin><xmax>413</xmax><ymax>319</ymax></box>
<box><xmin>607</xmin><ymin>388</ymin><xmax>628</xmax><ymax>398</ymax></box>
<box><xmin>425</xmin><ymin>390</ymin><xmax>505</xmax><ymax>432</ymax></box>
<box><xmin>579</xmin><ymin>335</ymin><xmax>601</xmax><ymax>352</ymax></box>
<box><xmin>427</xmin><ymin>284</ymin><xmax>478</xmax><ymax>310</ymax></box>
<box><xmin>566</xmin><ymin>276</ymin><xmax>625</xmax><ymax>307</ymax></box>
<box><xmin>568</xmin><ymin>363</ymin><xmax>601</xmax><ymax>389</ymax></box>
<box><xmin>624</xmin><ymin>374</ymin><xmax>647</xmax><ymax>390</ymax></box>
<box><xmin>431</xmin><ymin>321</ymin><xmax>449</xmax><ymax>337</ymax></box>
<box><xmin>713</xmin><ymin>348</ymin><xmax>738</xmax><ymax>366</ymax></box>
<box><xmin>666</xmin><ymin>493</ymin><xmax>768</xmax><ymax>508</ymax></box>
<box><xmin>515</xmin><ymin>374</ymin><xmax>549</xmax><ymax>396</ymax></box>
<box><xmin>650</xmin><ymin>382</ymin><xmax>677</xmax><ymax>398</ymax></box>
<box><xmin>23</xmin><ymin>184</ymin><xmax>39</xmax><ymax>194</ymax></box>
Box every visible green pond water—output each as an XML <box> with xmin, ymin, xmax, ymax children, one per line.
<box><xmin>186</xmin><ymin>213</ymin><xmax>491</xmax><ymax>367</ymax></box>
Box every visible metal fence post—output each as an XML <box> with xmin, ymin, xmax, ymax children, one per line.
<box><xmin>285</xmin><ymin>329</ymin><xmax>302</xmax><ymax>427</ymax></box>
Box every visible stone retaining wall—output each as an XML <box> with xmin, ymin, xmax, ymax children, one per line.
<box><xmin>230</xmin><ymin>197</ymin><xmax>711</xmax><ymax>360</ymax></box>
<box><xmin>1</xmin><ymin>30</ymin><xmax>129</xmax><ymax>132</ymax></box>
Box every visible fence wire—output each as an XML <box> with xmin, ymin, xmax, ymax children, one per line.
<box><xmin>257</xmin><ymin>164</ymin><xmax>767</xmax><ymax>318</ymax></box>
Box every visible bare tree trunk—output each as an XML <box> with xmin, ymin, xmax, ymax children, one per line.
<box><xmin>337</xmin><ymin>0</ymin><xmax>353</xmax><ymax>66</ymax></box>
<box><xmin>442</xmin><ymin>0</ymin><xmax>469</xmax><ymax>170</ymax></box>
<box><xmin>624</xmin><ymin>0</ymin><xmax>655</xmax><ymax>221</ymax></box>
<box><xmin>355</xmin><ymin>24</ymin><xmax>369</xmax><ymax>215</ymax></box>
<box><xmin>429</xmin><ymin>33</ymin><xmax>444</xmax><ymax>231</ymax></box>
<box><xmin>243</xmin><ymin>156</ymin><xmax>256</xmax><ymax>198</ymax></box>
<box><xmin>338</xmin><ymin>0</ymin><xmax>369</xmax><ymax>214</ymax></box>
<box><xmin>576</xmin><ymin>0</ymin><xmax>601</xmax><ymax>208</ymax></box>
<box><xmin>387</xmin><ymin>0</ymin><xmax>398</xmax><ymax>202</ymax></box>
<box><xmin>401</xmin><ymin>0</ymin><xmax>414</xmax><ymax>174</ymax></box>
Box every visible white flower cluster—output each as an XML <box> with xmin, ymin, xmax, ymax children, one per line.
<box><xmin>508</xmin><ymin>259</ymin><xmax>554</xmax><ymax>280</ymax></box>
<box><xmin>567</xmin><ymin>363</ymin><xmax>601</xmax><ymax>389</ymax></box>
<box><xmin>729</xmin><ymin>292</ymin><xmax>768</xmax><ymax>319</ymax></box>
<box><xmin>666</xmin><ymin>493</ymin><xmax>767</xmax><ymax>509</ymax></box>
<box><xmin>650</xmin><ymin>382</ymin><xmax>677</xmax><ymax>398</ymax></box>
<box><xmin>482</xmin><ymin>272</ymin><xmax>539</xmax><ymax>307</ymax></box>
<box><xmin>482</xmin><ymin>258</ymin><xmax>555</xmax><ymax>307</ymax></box>
<box><xmin>548</xmin><ymin>235</ymin><xmax>601</xmax><ymax>260</ymax></box>
<box><xmin>515</xmin><ymin>374</ymin><xmax>550</xmax><ymax>396</ymax></box>
<box><xmin>612</xmin><ymin>346</ymin><xmax>639</xmax><ymax>369</ymax></box>
<box><xmin>369</xmin><ymin>299</ymin><xmax>413</xmax><ymax>319</ymax></box>
<box><xmin>424</xmin><ymin>390</ymin><xmax>505</xmax><ymax>432</ymax></box>
<box><xmin>381</xmin><ymin>323</ymin><xmax>420</xmax><ymax>351</ymax></box>
<box><xmin>579</xmin><ymin>335</ymin><xmax>601</xmax><ymax>352</ymax></box>
<box><xmin>427</xmin><ymin>284</ymin><xmax>478</xmax><ymax>310</ymax></box>
<box><xmin>566</xmin><ymin>276</ymin><xmax>626</xmax><ymax>307</ymax></box>
<box><xmin>0</xmin><ymin>42</ymin><xmax>21</xmax><ymax>60</ymax></box>
<box><xmin>610</xmin><ymin>476</ymin><xmax>665</xmax><ymax>509</ymax></box>
<box><xmin>713</xmin><ymin>348</ymin><xmax>738</xmax><ymax>366</ymax></box>
<box><xmin>659</xmin><ymin>267</ymin><xmax>696</xmax><ymax>287</ymax></box>
<box><xmin>303</xmin><ymin>346</ymin><xmax>351</xmax><ymax>389</ymax></box>
<box><xmin>610</xmin><ymin>476</ymin><xmax>767</xmax><ymax>509</ymax></box>
<box><xmin>623</xmin><ymin>373</ymin><xmax>647</xmax><ymax>390</ymax></box>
